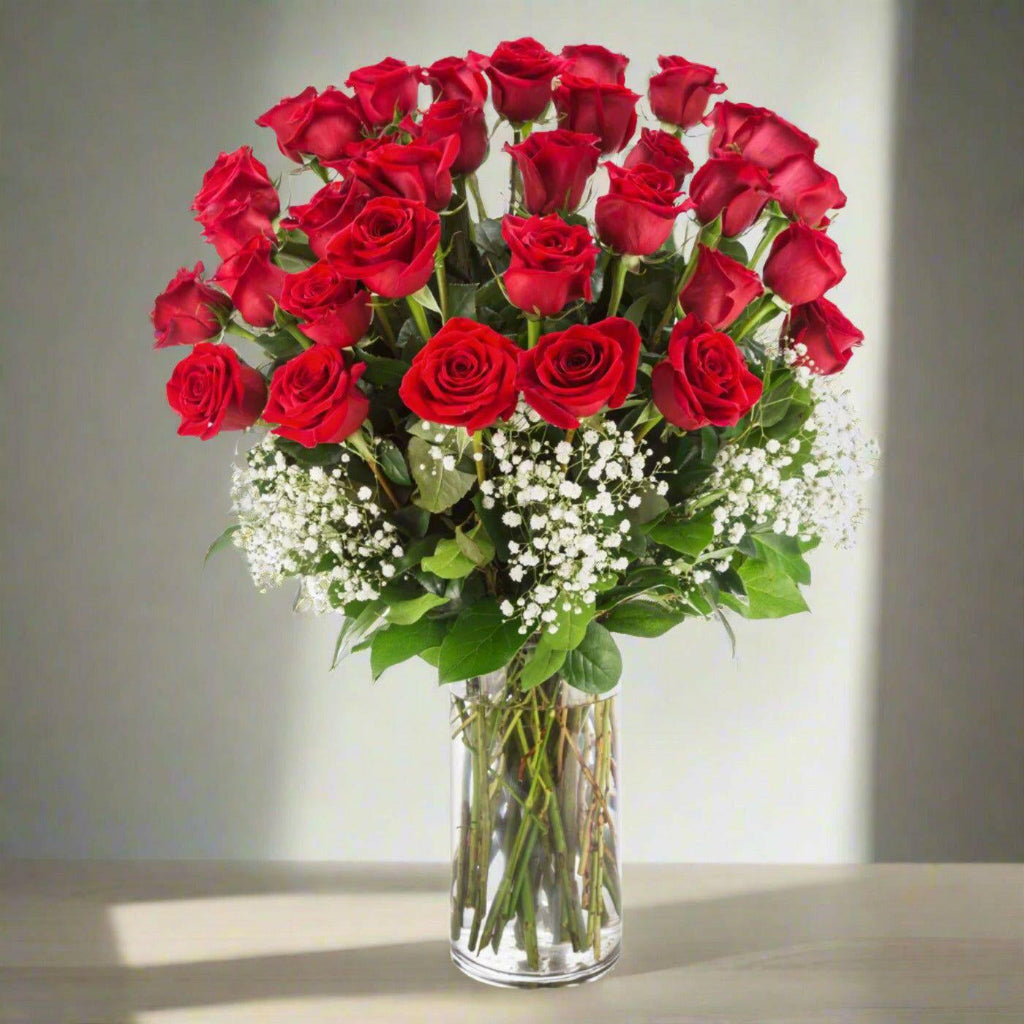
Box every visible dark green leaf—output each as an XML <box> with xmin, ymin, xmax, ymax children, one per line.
<box><xmin>378</xmin><ymin>440</ymin><xmax>413</xmax><ymax>486</ymax></box>
<box><xmin>454</xmin><ymin>523</ymin><xmax>495</xmax><ymax>566</ymax></box>
<box><xmin>603</xmin><ymin>599</ymin><xmax>686</xmax><ymax>637</ymax></box>
<box><xmin>371</xmin><ymin>617</ymin><xmax>448</xmax><ymax>680</ymax></box>
<box><xmin>437</xmin><ymin>599</ymin><xmax>527</xmax><ymax>684</ymax></box>
<box><xmin>408</xmin><ymin>436</ymin><xmax>475</xmax><ymax>513</ymax></box>
<box><xmin>447</xmin><ymin>283</ymin><xmax>478</xmax><ymax>320</ymax></box>
<box><xmin>623</xmin><ymin>294</ymin><xmax>651</xmax><ymax>328</ymax></box>
<box><xmin>273</xmin><ymin>438</ymin><xmax>346</xmax><ymax>467</ymax></box>
<box><xmin>360</xmin><ymin>352</ymin><xmax>410</xmax><ymax>388</ymax></box>
<box><xmin>751</xmin><ymin>533</ymin><xmax>812</xmax><ymax>585</ymax></box>
<box><xmin>561</xmin><ymin>621</ymin><xmax>622</xmax><ymax>694</ymax></box>
<box><xmin>647</xmin><ymin>515</ymin><xmax>714</xmax><ymax>559</ymax></box>
<box><xmin>519</xmin><ymin>639</ymin><xmax>568</xmax><ymax>691</ymax></box>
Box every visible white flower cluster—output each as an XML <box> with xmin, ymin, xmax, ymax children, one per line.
<box><xmin>478</xmin><ymin>406</ymin><xmax>667</xmax><ymax>634</ymax></box>
<box><xmin>230</xmin><ymin>437</ymin><xmax>403</xmax><ymax>613</ymax></box>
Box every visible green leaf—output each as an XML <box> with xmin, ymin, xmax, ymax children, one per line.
<box><xmin>408</xmin><ymin>436</ymin><xmax>475</xmax><ymax>513</ymax></box>
<box><xmin>472</xmin><ymin>492</ymin><xmax>511</xmax><ymax>560</ymax></box>
<box><xmin>396</xmin><ymin>317</ymin><xmax>425</xmax><ymax>358</ymax></box>
<box><xmin>251</xmin><ymin>330</ymin><xmax>304</xmax><ymax>361</ymax></box>
<box><xmin>647</xmin><ymin>515</ymin><xmax>714</xmax><ymax>559</ymax></box>
<box><xmin>370</xmin><ymin>617</ymin><xmax>448</xmax><ymax>680</ymax></box>
<box><xmin>625</xmin><ymin>486</ymin><xmax>669</xmax><ymax>526</ymax></box>
<box><xmin>546</xmin><ymin>600</ymin><xmax>596</xmax><ymax>651</ymax></box>
<box><xmin>377</xmin><ymin>440</ymin><xmax>413</xmax><ymax>486</ymax></box>
<box><xmin>603</xmin><ymin>599</ymin><xmax>686</xmax><ymax>638</ymax></box>
<box><xmin>360</xmin><ymin>352</ymin><xmax>410</xmax><ymax>388</ymax></box>
<box><xmin>474</xmin><ymin>218</ymin><xmax>508</xmax><ymax>262</ymax></box>
<box><xmin>623</xmin><ymin>294</ymin><xmax>651</xmax><ymax>328</ymax></box>
<box><xmin>273</xmin><ymin>438</ymin><xmax>346</xmax><ymax>467</ymax></box>
<box><xmin>385</xmin><ymin>590</ymin><xmax>449</xmax><ymax>625</ymax></box>
<box><xmin>332</xmin><ymin>602</ymin><xmax>387</xmax><ymax>668</ymax></box>
<box><xmin>454</xmin><ymin>523</ymin><xmax>495</xmax><ymax>566</ymax></box>
<box><xmin>437</xmin><ymin>599</ymin><xmax>527</xmax><ymax>684</ymax></box>
<box><xmin>204</xmin><ymin>524</ymin><xmax>240</xmax><ymax>566</ymax></box>
<box><xmin>409</xmin><ymin>284</ymin><xmax>442</xmax><ymax>315</ymax></box>
<box><xmin>717</xmin><ymin>237</ymin><xmax>748</xmax><ymax>264</ymax></box>
<box><xmin>721</xmin><ymin>559</ymin><xmax>809</xmax><ymax>619</ymax></box>
<box><xmin>447</xmin><ymin>283</ymin><xmax>478</xmax><ymax>320</ymax></box>
<box><xmin>751</xmin><ymin>533</ymin><xmax>812</xmax><ymax>585</ymax></box>
<box><xmin>757</xmin><ymin>375</ymin><xmax>796</xmax><ymax>428</ymax></box>
<box><xmin>519</xmin><ymin>639</ymin><xmax>567</xmax><ymax>691</ymax></box>
<box><xmin>421</xmin><ymin>537</ymin><xmax>476</xmax><ymax>579</ymax></box>
<box><xmin>763</xmin><ymin>399</ymin><xmax>812</xmax><ymax>441</ymax></box>
<box><xmin>419</xmin><ymin>645</ymin><xmax>441</xmax><ymax>667</ymax></box>
<box><xmin>561</xmin><ymin>621</ymin><xmax>622</xmax><ymax>694</ymax></box>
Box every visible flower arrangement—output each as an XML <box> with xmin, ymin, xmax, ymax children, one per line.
<box><xmin>152</xmin><ymin>38</ymin><xmax>877</xmax><ymax>985</ymax></box>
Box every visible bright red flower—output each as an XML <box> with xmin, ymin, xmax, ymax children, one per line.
<box><xmin>211</xmin><ymin>234</ymin><xmax>287</xmax><ymax>327</ymax></box>
<box><xmin>623</xmin><ymin>128</ymin><xmax>694</xmax><ymax>187</ymax></box>
<box><xmin>689</xmin><ymin>154</ymin><xmax>775</xmax><ymax>237</ymax></box>
<box><xmin>151</xmin><ymin>262</ymin><xmax>230</xmax><ymax>348</ymax></box>
<box><xmin>770</xmin><ymin>154</ymin><xmax>846</xmax><ymax>227</ymax></box>
<box><xmin>786</xmin><ymin>297</ymin><xmax>863</xmax><ymax>375</ymax></box>
<box><xmin>414</xmin><ymin>99</ymin><xmax>489</xmax><ymax>176</ymax></box>
<box><xmin>481</xmin><ymin>37</ymin><xmax>565</xmax><ymax>123</ymax></box>
<box><xmin>504</xmin><ymin>129</ymin><xmax>601</xmax><ymax>215</ymax></box>
<box><xmin>706</xmin><ymin>101</ymin><xmax>818</xmax><ymax>171</ymax></box>
<box><xmin>345</xmin><ymin>57</ymin><xmax>421</xmax><ymax>127</ymax></box>
<box><xmin>281</xmin><ymin>178</ymin><xmax>370</xmax><ymax>258</ymax></box>
<box><xmin>560</xmin><ymin>44</ymin><xmax>628</xmax><ymax>85</ymax></box>
<box><xmin>595</xmin><ymin>163</ymin><xmax>689</xmax><ymax>256</ymax></box>
<box><xmin>648</xmin><ymin>56</ymin><xmax>726</xmax><ymax>129</ymax></box>
<box><xmin>280</xmin><ymin>261</ymin><xmax>372</xmax><ymax>348</ymax></box>
<box><xmin>553</xmin><ymin>73</ymin><xmax>640</xmax><ymax>154</ymax></box>
<box><xmin>255</xmin><ymin>86</ymin><xmax>364</xmax><ymax>163</ymax></box>
<box><xmin>763</xmin><ymin>224</ymin><xmax>845</xmax><ymax>305</ymax></box>
<box><xmin>678</xmin><ymin>245</ymin><xmax>764</xmax><ymax>329</ymax></box>
<box><xmin>346</xmin><ymin>135</ymin><xmax>460</xmax><ymax>211</ymax></box>
<box><xmin>422</xmin><ymin>55</ymin><xmax>489</xmax><ymax>107</ymax></box>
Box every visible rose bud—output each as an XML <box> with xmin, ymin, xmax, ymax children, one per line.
<box><xmin>346</xmin><ymin>135</ymin><xmax>460</xmax><ymax>211</ymax></box>
<box><xmin>501</xmin><ymin>214</ymin><xmax>600</xmax><ymax>317</ymax></box>
<box><xmin>263</xmin><ymin>347</ymin><xmax>369</xmax><ymax>447</ymax></box>
<box><xmin>280</xmin><ymin>261</ymin><xmax>372</xmax><ymax>348</ymax></box>
<box><xmin>770</xmin><ymin>154</ymin><xmax>847</xmax><ymax>227</ymax></box>
<box><xmin>689</xmin><ymin>154</ymin><xmax>775</xmax><ymax>237</ymax></box>
<box><xmin>706</xmin><ymin>101</ymin><xmax>817</xmax><ymax>171</ymax></box>
<box><xmin>595</xmin><ymin>163</ymin><xmax>689</xmax><ymax>256</ymax></box>
<box><xmin>786</xmin><ymin>297</ymin><xmax>863</xmax><ymax>375</ymax></box>
<box><xmin>345</xmin><ymin>57</ymin><xmax>421</xmax><ymax>127</ymax></box>
<box><xmin>280</xmin><ymin>178</ymin><xmax>369</xmax><ymax>258</ymax></box>
<box><xmin>679</xmin><ymin>245</ymin><xmax>764</xmax><ymax>329</ymax></box>
<box><xmin>166</xmin><ymin>343</ymin><xmax>267</xmax><ymax>440</ymax></box>
<box><xmin>327</xmin><ymin>196</ymin><xmax>441</xmax><ymax>299</ymax></box>
<box><xmin>504</xmin><ymin>129</ymin><xmax>601</xmax><ymax>216</ymax></box>
<box><xmin>151</xmin><ymin>262</ymin><xmax>230</xmax><ymax>348</ymax></box>
<box><xmin>191</xmin><ymin>146</ymin><xmax>279</xmax><ymax>258</ymax></box>
<box><xmin>415</xmin><ymin>99</ymin><xmax>489</xmax><ymax>176</ymax></box>
<box><xmin>648</xmin><ymin>56</ymin><xmax>726</xmax><ymax>130</ymax></box>
<box><xmin>560</xmin><ymin>44</ymin><xmax>628</xmax><ymax>85</ymax></box>
<box><xmin>623</xmin><ymin>128</ymin><xmax>694</xmax><ymax>187</ymax></box>
<box><xmin>553</xmin><ymin>74</ymin><xmax>640</xmax><ymax>154</ymax></box>
<box><xmin>211</xmin><ymin>234</ymin><xmax>287</xmax><ymax>327</ymax></box>
<box><xmin>422</xmin><ymin>55</ymin><xmax>489</xmax><ymax>107</ymax></box>
<box><xmin>255</xmin><ymin>86</ymin><xmax>364</xmax><ymax>164</ymax></box>
<box><xmin>763</xmin><ymin>223</ymin><xmax>845</xmax><ymax>305</ymax></box>
<box><xmin>481</xmin><ymin>37</ymin><xmax>565</xmax><ymax>124</ymax></box>
<box><xmin>399</xmin><ymin>318</ymin><xmax>521</xmax><ymax>431</ymax></box>
<box><xmin>518</xmin><ymin>317</ymin><xmax>641</xmax><ymax>429</ymax></box>
<box><xmin>652</xmin><ymin>314</ymin><xmax>762</xmax><ymax>430</ymax></box>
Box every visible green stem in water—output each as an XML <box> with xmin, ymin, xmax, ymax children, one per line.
<box><xmin>406</xmin><ymin>296</ymin><xmax>432</xmax><ymax>342</ymax></box>
<box><xmin>750</xmin><ymin>217</ymin><xmax>789</xmax><ymax>268</ymax></box>
<box><xmin>526</xmin><ymin>317</ymin><xmax>541</xmax><ymax>350</ymax></box>
<box><xmin>434</xmin><ymin>250</ymin><xmax>449</xmax><ymax>322</ymax></box>
<box><xmin>605</xmin><ymin>256</ymin><xmax>629</xmax><ymax>319</ymax></box>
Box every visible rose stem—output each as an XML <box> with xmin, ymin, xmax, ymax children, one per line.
<box><xmin>518</xmin><ymin>858</ymin><xmax>540</xmax><ymax>969</ymax></box>
<box><xmin>346</xmin><ymin>431</ymin><xmax>400</xmax><ymax>509</ymax></box>
<box><xmin>468</xmin><ymin>706</ymin><xmax>493</xmax><ymax>950</ymax></box>
<box><xmin>508</xmin><ymin>128</ymin><xmax>521</xmax><ymax>212</ymax></box>
<box><xmin>405</xmin><ymin>296</ymin><xmax>432</xmax><ymax>342</ymax></box>
<box><xmin>472</xmin><ymin>430</ymin><xmax>487</xmax><ymax>485</ymax></box>
<box><xmin>733</xmin><ymin>298</ymin><xmax>785</xmax><ymax>343</ymax></box>
<box><xmin>653</xmin><ymin>241</ymin><xmax>702</xmax><ymax>340</ymax></box>
<box><xmin>433</xmin><ymin>250</ymin><xmax>449</xmax><ymax>322</ymax></box>
<box><xmin>749</xmin><ymin>215</ymin><xmax>788</xmax><ymax>268</ymax></box>
<box><xmin>371</xmin><ymin>297</ymin><xmax>398</xmax><ymax>351</ymax></box>
<box><xmin>526</xmin><ymin>316</ymin><xmax>541</xmax><ymax>349</ymax></box>
<box><xmin>605</xmin><ymin>256</ymin><xmax>628</xmax><ymax>319</ymax></box>
<box><xmin>224</xmin><ymin>322</ymin><xmax>258</xmax><ymax>342</ymax></box>
<box><xmin>467</xmin><ymin>172</ymin><xmax>488</xmax><ymax>221</ymax></box>
<box><xmin>282</xmin><ymin>323</ymin><xmax>312</xmax><ymax>350</ymax></box>
<box><xmin>451</xmin><ymin>793</ymin><xmax>471</xmax><ymax>940</ymax></box>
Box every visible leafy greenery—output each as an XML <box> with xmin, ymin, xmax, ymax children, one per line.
<box><xmin>561</xmin><ymin>622</ymin><xmax>622</xmax><ymax>694</ymax></box>
<box><xmin>437</xmin><ymin>599</ymin><xmax>527</xmax><ymax>684</ymax></box>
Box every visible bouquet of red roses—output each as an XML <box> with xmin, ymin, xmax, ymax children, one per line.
<box><xmin>152</xmin><ymin>39</ymin><xmax>876</xmax><ymax>985</ymax></box>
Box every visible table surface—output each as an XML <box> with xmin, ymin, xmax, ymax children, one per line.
<box><xmin>1</xmin><ymin>861</ymin><xmax>1021</xmax><ymax>1024</ymax></box>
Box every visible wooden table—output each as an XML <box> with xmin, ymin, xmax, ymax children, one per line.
<box><xmin>2</xmin><ymin>862</ymin><xmax>1021</xmax><ymax>1023</ymax></box>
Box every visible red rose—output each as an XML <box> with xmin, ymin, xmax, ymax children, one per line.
<box><xmin>504</xmin><ymin>129</ymin><xmax>601</xmax><ymax>216</ymax></box>
<box><xmin>255</xmin><ymin>86</ymin><xmax>364</xmax><ymax>163</ymax></box>
<box><xmin>770</xmin><ymin>154</ymin><xmax>847</xmax><ymax>227</ymax></box>
<box><xmin>414</xmin><ymin>100</ymin><xmax>488</xmax><ymax>176</ymax></box>
<box><xmin>482</xmin><ymin>37</ymin><xmax>565</xmax><ymax>124</ymax></box>
<box><xmin>706</xmin><ymin>101</ymin><xmax>817</xmax><ymax>172</ymax></box>
<box><xmin>679</xmin><ymin>245</ymin><xmax>764</xmax><ymax>329</ymax></box>
<box><xmin>595</xmin><ymin>163</ymin><xmax>688</xmax><ymax>256</ymax></box>
<box><xmin>327</xmin><ymin>196</ymin><xmax>440</xmax><ymax>299</ymax></box>
<box><xmin>422</xmin><ymin>55</ymin><xmax>489</xmax><ymax>107</ymax></box>
<box><xmin>623</xmin><ymin>128</ymin><xmax>694</xmax><ymax>187</ymax></box>
<box><xmin>652</xmin><ymin>314</ymin><xmax>762</xmax><ymax>430</ymax></box>
<box><xmin>553</xmin><ymin>74</ymin><xmax>640</xmax><ymax>154</ymax></box>
<box><xmin>560</xmin><ymin>44</ymin><xmax>628</xmax><ymax>85</ymax></box>
<box><xmin>347</xmin><ymin>135</ymin><xmax>459</xmax><ymax>211</ymax></box>
<box><xmin>166</xmin><ymin>342</ymin><xmax>267</xmax><ymax>440</ymax></box>
<box><xmin>517</xmin><ymin>317</ymin><xmax>641</xmax><ymax>429</ymax></box>
<box><xmin>151</xmin><ymin>262</ymin><xmax>230</xmax><ymax>348</ymax></box>
<box><xmin>192</xmin><ymin>147</ymin><xmax>279</xmax><ymax>258</ymax></box>
<box><xmin>263</xmin><ymin>347</ymin><xmax>369</xmax><ymax>447</ymax></box>
<box><xmin>763</xmin><ymin>224</ymin><xmax>845</xmax><ymax>305</ymax></box>
<box><xmin>689</xmin><ymin>154</ymin><xmax>775</xmax><ymax>237</ymax></box>
<box><xmin>345</xmin><ymin>57</ymin><xmax>420</xmax><ymax>127</ymax></box>
<box><xmin>399</xmin><ymin>318</ymin><xmax>520</xmax><ymax>431</ymax></box>
<box><xmin>280</xmin><ymin>178</ymin><xmax>369</xmax><ymax>259</ymax></box>
<box><xmin>648</xmin><ymin>56</ymin><xmax>726</xmax><ymax>130</ymax></box>
<box><xmin>501</xmin><ymin>214</ymin><xmax>599</xmax><ymax>317</ymax></box>
<box><xmin>211</xmin><ymin>234</ymin><xmax>287</xmax><ymax>327</ymax></box>
<box><xmin>280</xmin><ymin>261</ymin><xmax>372</xmax><ymax>348</ymax></box>
<box><xmin>786</xmin><ymin>297</ymin><xmax>862</xmax><ymax>375</ymax></box>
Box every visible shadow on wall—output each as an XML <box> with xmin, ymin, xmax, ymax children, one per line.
<box><xmin>870</xmin><ymin>0</ymin><xmax>1024</xmax><ymax>861</ymax></box>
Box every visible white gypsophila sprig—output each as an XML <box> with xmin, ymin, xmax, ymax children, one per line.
<box><xmin>230</xmin><ymin>436</ymin><xmax>404</xmax><ymax>613</ymax></box>
<box><xmin>480</xmin><ymin>404</ymin><xmax>668</xmax><ymax>634</ymax></box>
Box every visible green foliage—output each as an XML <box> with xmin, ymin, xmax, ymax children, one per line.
<box><xmin>561</xmin><ymin>621</ymin><xmax>622</xmax><ymax>694</ymax></box>
<box><xmin>519</xmin><ymin>639</ymin><xmax>568</xmax><ymax>691</ymax></box>
<box><xmin>454</xmin><ymin>523</ymin><xmax>495</xmax><ymax>566</ymax></box>
<box><xmin>602</xmin><ymin>598</ymin><xmax>687</xmax><ymax>638</ymax></box>
<box><xmin>370</xmin><ymin>617</ymin><xmax>449</xmax><ymax>680</ymax></box>
<box><xmin>360</xmin><ymin>352</ymin><xmax>410</xmax><ymax>388</ymax></box>
<box><xmin>437</xmin><ymin>599</ymin><xmax>527</xmax><ymax>684</ymax></box>
<box><xmin>447</xmin><ymin>282</ymin><xmax>478</xmax><ymax>320</ymax></box>
<box><xmin>377</xmin><ymin>440</ymin><xmax>412</xmax><ymax>487</ymax></box>
<box><xmin>407</xmin><ymin>436</ymin><xmax>475</xmax><ymax>513</ymax></box>
<box><xmin>545</xmin><ymin>601</ymin><xmax>596</xmax><ymax>651</ymax></box>
<box><xmin>421</xmin><ymin>537</ymin><xmax>476</xmax><ymax>580</ymax></box>
<box><xmin>646</xmin><ymin>514</ymin><xmax>715</xmax><ymax>559</ymax></box>
<box><xmin>204</xmin><ymin>524</ymin><xmax>240</xmax><ymax>566</ymax></box>
<box><xmin>721</xmin><ymin>558</ymin><xmax>809</xmax><ymax>619</ymax></box>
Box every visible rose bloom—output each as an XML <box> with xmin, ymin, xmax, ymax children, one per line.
<box><xmin>399</xmin><ymin>318</ymin><xmax>520</xmax><ymax>431</ymax></box>
<box><xmin>211</xmin><ymin>234</ymin><xmax>287</xmax><ymax>327</ymax></box>
<box><xmin>786</xmin><ymin>297</ymin><xmax>863</xmax><ymax>375</ymax></box>
<box><xmin>595</xmin><ymin>162</ymin><xmax>688</xmax><ymax>256</ymax></box>
<box><xmin>166</xmin><ymin>343</ymin><xmax>266</xmax><ymax>440</ymax></box>
<box><xmin>345</xmin><ymin>57</ymin><xmax>421</xmax><ymax>126</ymax></box>
<box><xmin>263</xmin><ymin>347</ymin><xmax>369</xmax><ymax>447</ymax></box>
<box><xmin>689</xmin><ymin>154</ymin><xmax>775</xmax><ymax>237</ymax></box>
<box><xmin>553</xmin><ymin>74</ymin><xmax>640</xmax><ymax>154</ymax></box>
<box><xmin>280</xmin><ymin>262</ymin><xmax>372</xmax><ymax>348</ymax></box>
<box><xmin>255</xmin><ymin>86</ymin><xmax>364</xmax><ymax>163</ymax></box>
<box><xmin>502</xmin><ymin>214</ymin><xmax>599</xmax><ymax>317</ymax></box>
<box><xmin>482</xmin><ymin>37</ymin><xmax>565</xmax><ymax>123</ymax></box>
<box><xmin>191</xmin><ymin>146</ymin><xmax>279</xmax><ymax>258</ymax></box>
<box><xmin>422</xmin><ymin>55</ymin><xmax>488</xmax><ymax>107</ymax></box>
<box><xmin>652</xmin><ymin>314</ymin><xmax>762</xmax><ymax>430</ymax></box>
<box><xmin>346</xmin><ymin>135</ymin><xmax>460</xmax><ymax>211</ymax></box>
<box><xmin>763</xmin><ymin>223</ymin><xmax>845</xmax><ymax>305</ymax></box>
<box><xmin>679</xmin><ymin>245</ymin><xmax>764</xmax><ymax>329</ymax></box>
<box><xmin>560</xmin><ymin>44</ymin><xmax>628</xmax><ymax>85</ymax></box>
<box><xmin>706</xmin><ymin>101</ymin><xmax>818</xmax><ymax>171</ymax></box>
<box><xmin>151</xmin><ymin>262</ymin><xmax>230</xmax><ymax>348</ymax></box>
<box><xmin>327</xmin><ymin>196</ymin><xmax>441</xmax><ymax>299</ymax></box>
<box><xmin>648</xmin><ymin>55</ymin><xmax>726</xmax><ymax>129</ymax></box>
<box><xmin>770</xmin><ymin>154</ymin><xmax>847</xmax><ymax>227</ymax></box>
<box><xmin>280</xmin><ymin>178</ymin><xmax>369</xmax><ymax>258</ymax></box>
<box><xmin>517</xmin><ymin>317</ymin><xmax>641</xmax><ymax>429</ymax></box>
<box><xmin>623</xmin><ymin>128</ymin><xmax>694</xmax><ymax>187</ymax></box>
<box><xmin>504</xmin><ymin>129</ymin><xmax>601</xmax><ymax>215</ymax></box>
<box><xmin>414</xmin><ymin>99</ymin><xmax>488</xmax><ymax>176</ymax></box>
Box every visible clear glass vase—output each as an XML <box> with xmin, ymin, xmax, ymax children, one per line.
<box><xmin>449</xmin><ymin>666</ymin><xmax>621</xmax><ymax>988</ymax></box>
